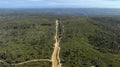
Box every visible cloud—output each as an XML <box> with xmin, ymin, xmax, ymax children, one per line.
<box><xmin>0</xmin><ymin>0</ymin><xmax>120</xmax><ymax>8</ymax></box>
<box><xmin>29</xmin><ymin>0</ymin><xmax>43</xmax><ymax>2</ymax></box>
<box><xmin>105</xmin><ymin>0</ymin><xmax>120</xmax><ymax>1</ymax></box>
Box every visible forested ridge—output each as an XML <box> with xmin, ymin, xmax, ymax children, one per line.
<box><xmin>0</xmin><ymin>14</ymin><xmax>119</xmax><ymax>67</ymax></box>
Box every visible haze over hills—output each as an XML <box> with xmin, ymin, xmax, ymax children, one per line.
<box><xmin>0</xmin><ymin>8</ymin><xmax>120</xmax><ymax>16</ymax></box>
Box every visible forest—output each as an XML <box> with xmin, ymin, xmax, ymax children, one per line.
<box><xmin>0</xmin><ymin>15</ymin><xmax>55</xmax><ymax>66</ymax></box>
<box><xmin>0</xmin><ymin>13</ymin><xmax>119</xmax><ymax>67</ymax></box>
<box><xmin>60</xmin><ymin>16</ymin><xmax>120</xmax><ymax>67</ymax></box>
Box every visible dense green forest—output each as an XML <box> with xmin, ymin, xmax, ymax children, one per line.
<box><xmin>0</xmin><ymin>16</ymin><xmax>55</xmax><ymax>66</ymax></box>
<box><xmin>60</xmin><ymin>16</ymin><xmax>120</xmax><ymax>67</ymax></box>
<box><xmin>0</xmin><ymin>14</ymin><xmax>120</xmax><ymax>67</ymax></box>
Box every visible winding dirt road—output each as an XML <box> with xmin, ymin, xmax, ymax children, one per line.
<box><xmin>12</xmin><ymin>59</ymin><xmax>51</xmax><ymax>66</ymax></box>
<box><xmin>51</xmin><ymin>19</ymin><xmax>62</xmax><ymax>67</ymax></box>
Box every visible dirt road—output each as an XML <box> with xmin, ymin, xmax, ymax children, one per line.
<box><xmin>0</xmin><ymin>60</ymin><xmax>9</xmax><ymax>65</ymax></box>
<box><xmin>51</xmin><ymin>19</ymin><xmax>62</xmax><ymax>67</ymax></box>
<box><xmin>12</xmin><ymin>59</ymin><xmax>51</xmax><ymax>66</ymax></box>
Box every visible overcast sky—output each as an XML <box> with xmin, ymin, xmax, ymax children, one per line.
<box><xmin>0</xmin><ymin>0</ymin><xmax>120</xmax><ymax>8</ymax></box>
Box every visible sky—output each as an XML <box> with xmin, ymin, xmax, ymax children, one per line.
<box><xmin>0</xmin><ymin>0</ymin><xmax>120</xmax><ymax>8</ymax></box>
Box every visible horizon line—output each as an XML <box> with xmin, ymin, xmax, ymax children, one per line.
<box><xmin>0</xmin><ymin>7</ymin><xmax>120</xmax><ymax>9</ymax></box>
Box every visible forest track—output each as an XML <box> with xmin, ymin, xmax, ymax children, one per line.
<box><xmin>0</xmin><ymin>60</ymin><xmax>9</xmax><ymax>65</ymax></box>
<box><xmin>51</xmin><ymin>19</ymin><xmax>62</xmax><ymax>67</ymax></box>
<box><xmin>12</xmin><ymin>59</ymin><xmax>51</xmax><ymax>66</ymax></box>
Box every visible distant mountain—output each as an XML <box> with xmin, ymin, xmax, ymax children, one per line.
<box><xmin>0</xmin><ymin>8</ymin><xmax>120</xmax><ymax>16</ymax></box>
